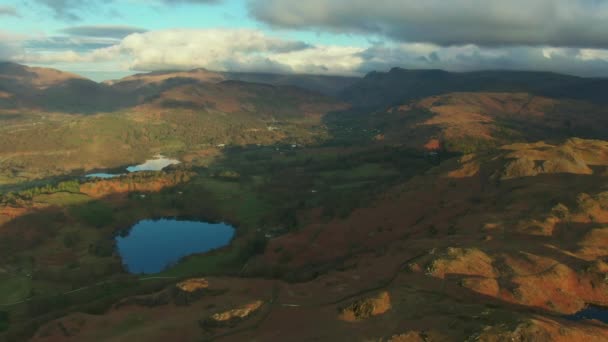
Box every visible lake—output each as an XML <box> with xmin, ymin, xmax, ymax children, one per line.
<box><xmin>86</xmin><ymin>155</ymin><xmax>180</xmax><ymax>179</ymax></box>
<box><xmin>564</xmin><ymin>305</ymin><xmax>608</xmax><ymax>324</ymax></box>
<box><xmin>116</xmin><ymin>218</ymin><xmax>235</xmax><ymax>274</ymax></box>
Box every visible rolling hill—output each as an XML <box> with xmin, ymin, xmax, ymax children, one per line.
<box><xmin>3</xmin><ymin>63</ymin><xmax>608</xmax><ymax>341</ymax></box>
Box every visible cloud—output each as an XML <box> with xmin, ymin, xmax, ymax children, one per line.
<box><xmin>355</xmin><ymin>43</ymin><xmax>608</xmax><ymax>78</ymax></box>
<box><xmin>112</xmin><ymin>29</ymin><xmax>315</xmax><ymax>72</ymax></box>
<box><xmin>25</xmin><ymin>36</ymin><xmax>121</xmax><ymax>52</ymax></box>
<box><xmin>249</xmin><ymin>0</ymin><xmax>608</xmax><ymax>49</ymax></box>
<box><xmin>31</xmin><ymin>0</ymin><xmax>110</xmax><ymax>21</ymax></box>
<box><xmin>9</xmin><ymin>28</ymin><xmax>608</xmax><ymax>78</ymax></box>
<box><xmin>12</xmin><ymin>29</ymin><xmax>363</xmax><ymax>75</ymax></box>
<box><xmin>61</xmin><ymin>25</ymin><xmax>148</xmax><ymax>39</ymax></box>
<box><xmin>0</xmin><ymin>32</ymin><xmax>26</xmax><ymax>61</ymax></box>
<box><xmin>31</xmin><ymin>0</ymin><xmax>221</xmax><ymax>20</ymax></box>
<box><xmin>0</xmin><ymin>6</ymin><xmax>19</xmax><ymax>17</ymax></box>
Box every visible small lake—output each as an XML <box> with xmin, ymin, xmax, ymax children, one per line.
<box><xmin>564</xmin><ymin>305</ymin><xmax>608</xmax><ymax>324</ymax></box>
<box><xmin>85</xmin><ymin>173</ymin><xmax>120</xmax><ymax>179</ymax></box>
<box><xmin>86</xmin><ymin>155</ymin><xmax>180</xmax><ymax>179</ymax></box>
<box><xmin>116</xmin><ymin>218</ymin><xmax>235</xmax><ymax>274</ymax></box>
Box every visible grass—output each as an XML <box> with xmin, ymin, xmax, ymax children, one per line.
<box><xmin>0</xmin><ymin>136</ymin><xmax>434</xmax><ymax>340</ymax></box>
<box><xmin>159</xmin><ymin>247</ymin><xmax>242</xmax><ymax>278</ymax></box>
<box><xmin>69</xmin><ymin>201</ymin><xmax>114</xmax><ymax>228</ymax></box>
<box><xmin>0</xmin><ymin>275</ymin><xmax>31</xmax><ymax>305</ymax></box>
<box><xmin>190</xmin><ymin>177</ymin><xmax>271</xmax><ymax>227</ymax></box>
<box><xmin>35</xmin><ymin>193</ymin><xmax>91</xmax><ymax>206</ymax></box>
<box><xmin>320</xmin><ymin>163</ymin><xmax>398</xmax><ymax>181</ymax></box>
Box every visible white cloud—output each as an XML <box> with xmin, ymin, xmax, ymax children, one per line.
<box><xmin>578</xmin><ymin>49</ymin><xmax>608</xmax><ymax>62</ymax></box>
<box><xmin>34</xmin><ymin>28</ymin><xmax>360</xmax><ymax>75</ymax></box>
<box><xmin>6</xmin><ymin>28</ymin><xmax>608</xmax><ymax>78</ymax></box>
<box><xmin>271</xmin><ymin>45</ymin><xmax>365</xmax><ymax>75</ymax></box>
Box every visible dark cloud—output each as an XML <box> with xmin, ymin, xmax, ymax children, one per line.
<box><xmin>24</xmin><ymin>36</ymin><xmax>118</xmax><ymax>51</ymax></box>
<box><xmin>61</xmin><ymin>25</ymin><xmax>147</xmax><ymax>39</ymax></box>
<box><xmin>249</xmin><ymin>0</ymin><xmax>608</xmax><ymax>49</ymax></box>
<box><xmin>0</xmin><ymin>6</ymin><xmax>19</xmax><ymax>17</ymax></box>
<box><xmin>270</xmin><ymin>41</ymin><xmax>312</xmax><ymax>53</ymax></box>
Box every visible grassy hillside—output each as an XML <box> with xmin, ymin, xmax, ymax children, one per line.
<box><xmin>3</xmin><ymin>64</ymin><xmax>608</xmax><ymax>340</ymax></box>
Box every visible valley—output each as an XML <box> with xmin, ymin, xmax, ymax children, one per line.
<box><xmin>1</xmin><ymin>62</ymin><xmax>608</xmax><ymax>341</ymax></box>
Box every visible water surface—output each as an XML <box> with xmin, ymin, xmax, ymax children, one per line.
<box><xmin>85</xmin><ymin>173</ymin><xmax>122</xmax><ymax>179</ymax></box>
<box><xmin>116</xmin><ymin>218</ymin><xmax>235</xmax><ymax>274</ymax></box>
<box><xmin>86</xmin><ymin>155</ymin><xmax>180</xmax><ymax>178</ymax></box>
<box><xmin>564</xmin><ymin>306</ymin><xmax>608</xmax><ymax>324</ymax></box>
<box><xmin>126</xmin><ymin>155</ymin><xmax>180</xmax><ymax>172</ymax></box>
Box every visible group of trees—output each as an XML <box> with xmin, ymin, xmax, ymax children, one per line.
<box><xmin>0</xmin><ymin>180</ymin><xmax>81</xmax><ymax>206</ymax></box>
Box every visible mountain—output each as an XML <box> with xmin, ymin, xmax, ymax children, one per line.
<box><xmin>0</xmin><ymin>68</ymin><xmax>348</xmax><ymax>183</ymax></box>
<box><xmin>0</xmin><ymin>62</ymin><xmax>86</xmax><ymax>90</ymax></box>
<box><xmin>222</xmin><ymin>71</ymin><xmax>359</xmax><ymax>96</ymax></box>
<box><xmin>0</xmin><ymin>64</ymin><xmax>357</xmax><ymax>114</ymax></box>
<box><xmin>340</xmin><ymin>67</ymin><xmax>608</xmax><ymax>109</ymax></box>
<box><xmin>3</xmin><ymin>63</ymin><xmax>608</xmax><ymax>341</ymax></box>
<box><xmin>0</xmin><ymin>62</ymin><xmax>130</xmax><ymax>113</ymax></box>
<box><xmin>369</xmin><ymin>92</ymin><xmax>608</xmax><ymax>153</ymax></box>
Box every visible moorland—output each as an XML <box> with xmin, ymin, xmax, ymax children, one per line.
<box><xmin>1</xmin><ymin>62</ymin><xmax>608</xmax><ymax>341</ymax></box>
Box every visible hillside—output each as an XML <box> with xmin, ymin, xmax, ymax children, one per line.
<box><xmin>331</xmin><ymin>92</ymin><xmax>608</xmax><ymax>153</ymax></box>
<box><xmin>0</xmin><ymin>64</ymin><xmax>356</xmax><ymax>115</ymax></box>
<box><xmin>0</xmin><ymin>62</ymin><xmax>130</xmax><ymax>113</ymax></box>
<box><xmin>105</xmin><ymin>68</ymin><xmax>359</xmax><ymax>96</ymax></box>
<box><xmin>7</xmin><ymin>137</ymin><xmax>608</xmax><ymax>341</ymax></box>
<box><xmin>0</xmin><ymin>77</ymin><xmax>347</xmax><ymax>186</ymax></box>
<box><xmin>222</xmin><ymin>71</ymin><xmax>359</xmax><ymax>96</ymax></box>
<box><xmin>340</xmin><ymin>68</ymin><xmax>608</xmax><ymax>109</ymax></box>
<box><xmin>2</xmin><ymin>64</ymin><xmax>608</xmax><ymax>341</ymax></box>
<box><xmin>104</xmin><ymin>69</ymin><xmax>226</xmax><ymax>91</ymax></box>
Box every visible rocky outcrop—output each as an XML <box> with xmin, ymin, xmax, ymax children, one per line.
<box><xmin>501</xmin><ymin>139</ymin><xmax>608</xmax><ymax>180</ymax></box>
<box><xmin>172</xmin><ymin>278</ymin><xmax>210</xmax><ymax>306</ymax></box>
<box><xmin>423</xmin><ymin>248</ymin><xmax>498</xmax><ymax>279</ymax></box>
<box><xmin>472</xmin><ymin>318</ymin><xmax>608</xmax><ymax>342</ymax></box>
<box><xmin>338</xmin><ymin>291</ymin><xmax>391</xmax><ymax>321</ymax></box>
<box><xmin>201</xmin><ymin>300</ymin><xmax>264</xmax><ymax>328</ymax></box>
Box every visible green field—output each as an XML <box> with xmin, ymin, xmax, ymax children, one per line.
<box><xmin>0</xmin><ymin>275</ymin><xmax>31</xmax><ymax>305</ymax></box>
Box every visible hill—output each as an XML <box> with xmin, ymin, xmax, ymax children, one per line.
<box><xmin>3</xmin><ymin>63</ymin><xmax>608</xmax><ymax>340</ymax></box>
<box><xmin>330</xmin><ymin>92</ymin><xmax>608</xmax><ymax>153</ymax></box>
<box><xmin>222</xmin><ymin>71</ymin><xmax>359</xmax><ymax>96</ymax></box>
<box><xmin>340</xmin><ymin>68</ymin><xmax>608</xmax><ymax>109</ymax></box>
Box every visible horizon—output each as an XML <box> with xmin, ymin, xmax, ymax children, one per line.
<box><xmin>1</xmin><ymin>1</ymin><xmax>608</xmax><ymax>80</ymax></box>
<box><xmin>4</xmin><ymin>60</ymin><xmax>605</xmax><ymax>83</ymax></box>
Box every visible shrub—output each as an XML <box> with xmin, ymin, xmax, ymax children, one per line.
<box><xmin>70</xmin><ymin>202</ymin><xmax>114</xmax><ymax>228</ymax></box>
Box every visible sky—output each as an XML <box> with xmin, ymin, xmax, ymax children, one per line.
<box><xmin>1</xmin><ymin>0</ymin><xmax>608</xmax><ymax>81</ymax></box>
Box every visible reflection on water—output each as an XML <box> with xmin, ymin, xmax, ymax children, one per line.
<box><xmin>116</xmin><ymin>218</ymin><xmax>235</xmax><ymax>274</ymax></box>
<box><xmin>85</xmin><ymin>155</ymin><xmax>180</xmax><ymax>178</ymax></box>
<box><xmin>126</xmin><ymin>155</ymin><xmax>180</xmax><ymax>172</ymax></box>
